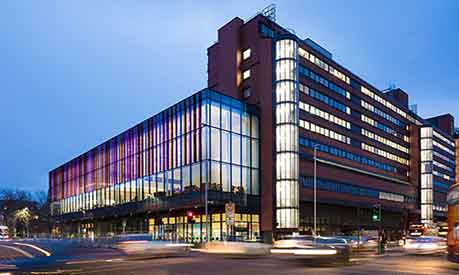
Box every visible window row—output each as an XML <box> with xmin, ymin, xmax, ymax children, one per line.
<box><xmin>299</xmin><ymin>137</ymin><xmax>398</xmax><ymax>174</ymax></box>
<box><xmin>361</xmin><ymin>114</ymin><xmax>400</xmax><ymax>138</ymax></box>
<box><xmin>361</xmin><ymin>143</ymin><xmax>409</xmax><ymax>166</ymax></box>
<box><xmin>433</xmin><ymin>130</ymin><xmax>455</xmax><ymax>147</ymax></box>
<box><xmin>300</xmin><ymin>84</ymin><xmax>350</xmax><ymax>114</ymax></box>
<box><xmin>299</xmin><ymin>101</ymin><xmax>350</xmax><ymax>129</ymax></box>
<box><xmin>299</xmin><ymin>65</ymin><xmax>350</xmax><ymax>99</ymax></box>
<box><xmin>434</xmin><ymin>151</ymin><xmax>455</xmax><ymax>165</ymax></box>
<box><xmin>433</xmin><ymin>160</ymin><xmax>454</xmax><ymax>173</ymax></box>
<box><xmin>298</xmin><ymin>47</ymin><xmax>350</xmax><ymax>84</ymax></box>
<box><xmin>360</xmin><ymin>86</ymin><xmax>407</xmax><ymax>119</ymax></box>
<box><xmin>361</xmin><ymin>128</ymin><xmax>409</xmax><ymax>154</ymax></box>
<box><xmin>379</xmin><ymin>192</ymin><xmax>404</xmax><ymax>203</ymax></box>
<box><xmin>433</xmin><ymin>170</ymin><xmax>453</xmax><ymax>181</ymax></box>
<box><xmin>57</xmin><ymin>162</ymin><xmax>260</xmax><ymax>215</ymax></box>
<box><xmin>300</xmin><ymin>119</ymin><xmax>351</xmax><ymax>144</ymax></box>
<box><xmin>433</xmin><ymin>205</ymin><xmax>447</xmax><ymax>212</ymax></box>
<box><xmin>433</xmin><ymin>140</ymin><xmax>455</xmax><ymax>156</ymax></box>
<box><xmin>300</xmin><ymin>176</ymin><xmax>407</xmax><ymax>203</ymax></box>
<box><xmin>361</xmin><ymin>100</ymin><xmax>401</xmax><ymax>126</ymax></box>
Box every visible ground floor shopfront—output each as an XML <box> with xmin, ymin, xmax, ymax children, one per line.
<box><xmin>148</xmin><ymin>212</ymin><xmax>260</xmax><ymax>242</ymax></box>
<box><xmin>55</xmin><ymin>207</ymin><xmax>260</xmax><ymax>243</ymax></box>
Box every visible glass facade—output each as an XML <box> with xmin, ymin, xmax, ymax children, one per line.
<box><xmin>275</xmin><ymin>38</ymin><xmax>300</xmax><ymax>229</ymax></box>
<box><xmin>149</xmin><ymin>213</ymin><xmax>260</xmax><ymax>242</ymax></box>
<box><xmin>49</xmin><ymin>89</ymin><xmax>260</xmax><ymax>216</ymax></box>
<box><xmin>420</xmin><ymin>127</ymin><xmax>456</xmax><ymax>223</ymax></box>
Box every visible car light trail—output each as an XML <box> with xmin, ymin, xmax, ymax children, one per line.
<box><xmin>270</xmin><ymin>248</ymin><xmax>337</xmax><ymax>255</ymax></box>
<box><xmin>14</xmin><ymin>242</ymin><xmax>51</xmax><ymax>257</ymax></box>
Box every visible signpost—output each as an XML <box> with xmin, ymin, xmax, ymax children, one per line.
<box><xmin>225</xmin><ymin>202</ymin><xmax>235</xmax><ymax>240</ymax></box>
<box><xmin>226</xmin><ymin>202</ymin><xmax>235</xmax><ymax>226</ymax></box>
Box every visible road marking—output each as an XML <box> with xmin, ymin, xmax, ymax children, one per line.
<box><xmin>0</xmin><ymin>244</ymin><xmax>33</xmax><ymax>258</ymax></box>
<box><xmin>13</xmin><ymin>242</ymin><xmax>51</xmax><ymax>256</ymax></box>
<box><xmin>105</xmin><ymin>258</ymin><xmax>122</xmax><ymax>262</ymax></box>
<box><xmin>30</xmin><ymin>270</ymin><xmax>82</xmax><ymax>275</ymax></box>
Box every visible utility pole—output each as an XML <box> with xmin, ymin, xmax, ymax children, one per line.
<box><xmin>313</xmin><ymin>144</ymin><xmax>319</xmax><ymax>236</ymax></box>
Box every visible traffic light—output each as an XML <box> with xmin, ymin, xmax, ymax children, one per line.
<box><xmin>186</xmin><ymin>210</ymin><xmax>195</xmax><ymax>224</ymax></box>
<box><xmin>372</xmin><ymin>204</ymin><xmax>381</xmax><ymax>222</ymax></box>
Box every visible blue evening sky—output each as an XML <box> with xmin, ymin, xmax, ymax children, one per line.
<box><xmin>1</xmin><ymin>1</ymin><xmax>458</xmax><ymax>192</ymax></box>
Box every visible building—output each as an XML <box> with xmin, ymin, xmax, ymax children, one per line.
<box><xmin>49</xmin><ymin>89</ymin><xmax>261</xmax><ymax>241</ymax></box>
<box><xmin>455</xmin><ymin>128</ymin><xmax>459</xmax><ymax>184</ymax></box>
<box><xmin>49</xmin><ymin>7</ymin><xmax>456</xmax><ymax>242</ymax></box>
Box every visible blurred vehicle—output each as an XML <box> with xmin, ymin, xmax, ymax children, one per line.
<box><xmin>403</xmin><ymin>236</ymin><xmax>446</xmax><ymax>254</ymax></box>
<box><xmin>447</xmin><ymin>183</ymin><xmax>459</xmax><ymax>262</ymax></box>
<box><xmin>0</xmin><ymin>225</ymin><xmax>9</xmax><ymax>240</ymax></box>
<box><xmin>199</xmin><ymin>241</ymin><xmax>271</xmax><ymax>257</ymax></box>
<box><xmin>272</xmin><ymin>235</ymin><xmax>349</xmax><ymax>261</ymax></box>
<box><xmin>338</xmin><ymin>236</ymin><xmax>378</xmax><ymax>250</ymax></box>
<box><xmin>116</xmin><ymin>240</ymin><xmax>191</xmax><ymax>257</ymax></box>
<box><xmin>408</xmin><ymin>223</ymin><xmax>425</xmax><ymax>237</ymax></box>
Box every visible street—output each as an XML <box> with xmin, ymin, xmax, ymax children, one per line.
<box><xmin>1</xmin><ymin>241</ymin><xmax>459</xmax><ymax>275</ymax></box>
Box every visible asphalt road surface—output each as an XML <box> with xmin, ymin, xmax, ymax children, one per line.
<box><xmin>2</xmin><ymin>251</ymin><xmax>459</xmax><ymax>274</ymax></box>
<box><xmin>2</xmin><ymin>241</ymin><xmax>459</xmax><ymax>275</ymax></box>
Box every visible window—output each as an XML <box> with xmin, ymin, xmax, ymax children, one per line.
<box><xmin>242</xmin><ymin>136</ymin><xmax>251</xmax><ymax>166</ymax></box>
<box><xmin>221</xmin><ymin>163</ymin><xmax>230</xmax><ymax>192</ymax></box>
<box><xmin>191</xmin><ymin>163</ymin><xmax>200</xmax><ymax>191</ymax></box>
<box><xmin>210</xmin><ymin>128</ymin><xmax>221</xmax><ymax>161</ymax></box>
<box><xmin>232</xmin><ymin>165</ymin><xmax>241</xmax><ymax>193</ymax></box>
<box><xmin>242</xmin><ymin>69</ymin><xmax>251</xmax><ymax>80</ymax></box>
<box><xmin>210</xmin><ymin>161</ymin><xmax>221</xmax><ymax>191</ymax></box>
<box><xmin>231</xmin><ymin>133</ymin><xmax>241</xmax><ymax>165</ymax></box>
<box><xmin>221</xmin><ymin>105</ymin><xmax>231</xmax><ymax>131</ymax></box>
<box><xmin>242</xmin><ymin>48</ymin><xmax>251</xmax><ymax>60</ymax></box>
<box><xmin>221</xmin><ymin>130</ymin><xmax>230</xmax><ymax>163</ymax></box>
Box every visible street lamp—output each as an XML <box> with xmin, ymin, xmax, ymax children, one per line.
<box><xmin>313</xmin><ymin>144</ymin><xmax>320</xmax><ymax>236</ymax></box>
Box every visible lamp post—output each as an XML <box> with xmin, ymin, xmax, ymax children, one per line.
<box><xmin>313</xmin><ymin>144</ymin><xmax>319</xmax><ymax>236</ymax></box>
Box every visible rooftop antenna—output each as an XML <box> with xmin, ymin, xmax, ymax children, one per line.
<box><xmin>261</xmin><ymin>4</ymin><xmax>276</xmax><ymax>22</ymax></box>
<box><xmin>409</xmin><ymin>104</ymin><xmax>418</xmax><ymax>114</ymax></box>
<box><xmin>248</xmin><ymin>4</ymin><xmax>277</xmax><ymax>22</ymax></box>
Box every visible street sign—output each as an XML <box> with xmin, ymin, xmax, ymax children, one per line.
<box><xmin>225</xmin><ymin>202</ymin><xmax>235</xmax><ymax>226</ymax></box>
